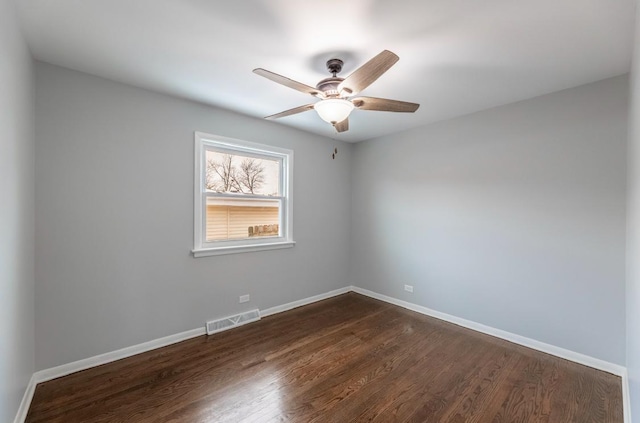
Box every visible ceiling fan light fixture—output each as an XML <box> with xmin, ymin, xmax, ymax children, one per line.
<box><xmin>314</xmin><ymin>98</ymin><xmax>354</xmax><ymax>124</ymax></box>
<box><xmin>254</xmin><ymin>51</ymin><xmax>419</xmax><ymax>133</ymax></box>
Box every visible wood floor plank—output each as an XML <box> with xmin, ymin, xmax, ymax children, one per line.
<box><xmin>25</xmin><ymin>293</ymin><xmax>624</xmax><ymax>423</ymax></box>
<box><xmin>439</xmin><ymin>348</ymin><xmax>517</xmax><ymax>423</ymax></box>
<box><xmin>349</xmin><ymin>331</ymin><xmax>479</xmax><ymax>422</ymax></box>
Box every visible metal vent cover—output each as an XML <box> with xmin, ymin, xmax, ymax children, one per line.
<box><xmin>206</xmin><ymin>309</ymin><xmax>261</xmax><ymax>335</ymax></box>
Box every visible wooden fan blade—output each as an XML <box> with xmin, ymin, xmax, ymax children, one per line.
<box><xmin>253</xmin><ymin>68</ymin><xmax>324</xmax><ymax>98</ymax></box>
<box><xmin>334</xmin><ymin>118</ymin><xmax>349</xmax><ymax>133</ymax></box>
<box><xmin>351</xmin><ymin>96</ymin><xmax>420</xmax><ymax>113</ymax></box>
<box><xmin>337</xmin><ymin>50</ymin><xmax>399</xmax><ymax>96</ymax></box>
<box><xmin>264</xmin><ymin>104</ymin><xmax>315</xmax><ymax>120</ymax></box>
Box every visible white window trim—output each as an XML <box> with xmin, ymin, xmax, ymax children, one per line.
<box><xmin>192</xmin><ymin>131</ymin><xmax>294</xmax><ymax>257</ymax></box>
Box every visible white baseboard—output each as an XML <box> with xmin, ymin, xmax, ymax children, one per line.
<box><xmin>352</xmin><ymin>286</ymin><xmax>632</xmax><ymax>422</ymax></box>
<box><xmin>14</xmin><ymin>286</ymin><xmax>352</xmax><ymax>423</ymax></box>
<box><xmin>351</xmin><ymin>286</ymin><xmax>627</xmax><ymax>377</ymax></box>
<box><xmin>11</xmin><ymin>327</ymin><xmax>206</xmax><ymax>423</ymax></box>
<box><xmin>34</xmin><ymin>327</ymin><xmax>206</xmax><ymax>384</ymax></box>
<box><xmin>31</xmin><ymin>285</ymin><xmax>350</xmax><ymax>386</ymax></box>
<box><xmin>261</xmin><ymin>286</ymin><xmax>351</xmax><ymax>317</ymax></box>
<box><xmin>12</xmin><ymin>374</ymin><xmax>36</xmax><ymax>423</ymax></box>
<box><xmin>15</xmin><ymin>285</ymin><xmax>630</xmax><ymax>423</ymax></box>
<box><xmin>622</xmin><ymin>369</ymin><xmax>632</xmax><ymax>423</ymax></box>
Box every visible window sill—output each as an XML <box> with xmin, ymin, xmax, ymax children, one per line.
<box><xmin>192</xmin><ymin>241</ymin><xmax>296</xmax><ymax>258</ymax></box>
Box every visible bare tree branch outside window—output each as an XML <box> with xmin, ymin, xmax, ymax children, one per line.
<box><xmin>206</xmin><ymin>154</ymin><xmax>267</xmax><ymax>194</ymax></box>
<box><xmin>237</xmin><ymin>158</ymin><xmax>265</xmax><ymax>194</ymax></box>
<box><xmin>206</xmin><ymin>154</ymin><xmax>240</xmax><ymax>192</ymax></box>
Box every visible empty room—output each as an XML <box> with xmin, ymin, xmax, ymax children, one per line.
<box><xmin>3</xmin><ymin>0</ymin><xmax>640</xmax><ymax>422</ymax></box>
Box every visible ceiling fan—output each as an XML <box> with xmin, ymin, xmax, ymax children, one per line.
<box><xmin>253</xmin><ymin>50</ymin><xmax>420</xmax><ymax>133</ymax></box>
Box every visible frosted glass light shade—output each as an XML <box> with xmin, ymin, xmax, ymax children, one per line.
<box><xmin>314</xmin><ymin>99</ymin><xmax>354</xmax><ymax>124</ymax></box>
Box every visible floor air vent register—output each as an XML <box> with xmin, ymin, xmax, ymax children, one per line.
<box><xmin>206</xmin><ymin>309</ymin><xmax>261</xmax><ymax>335</ymax></box>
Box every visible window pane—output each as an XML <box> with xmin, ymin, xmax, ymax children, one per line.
<box><xmin>205</xmin><ymin>197</ymin><xmax>280</xmax><ymax>241</ymax></box>
<box><xmin>205</xmin><ymin>150</ymin><xmax>280</xmax><ymax>196</ymax></box>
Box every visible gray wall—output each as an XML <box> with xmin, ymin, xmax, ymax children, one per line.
<box><xmin>34</xmin><ymin>63</ymin><xmax>352</xmax><ymax>370</ymax></box>
<box><xmin>351</xmin><ymin>76</ymin><xmax>628</xmax><ymax>365</ymax></box>
<box><xmin>0</xmin><ymin>0</ymin><xmax>35</xmax><ymax>421</ymax></box>
<box><xmin>627</xmin><ymin>1</ymin><xmax>640</xmax><ymax>419</ymax></box>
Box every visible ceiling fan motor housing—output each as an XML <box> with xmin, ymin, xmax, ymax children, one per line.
<box><xmin>316</xmin><ymin>76</ymin><xmax>344</xmax><ymax>97</ymax></box>
<box><xmin>316</xmin><ymin>58</ymin><xmax>345</xmax><ymax>97</ymax></box>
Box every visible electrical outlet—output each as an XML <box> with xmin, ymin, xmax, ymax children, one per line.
<box><xmin>404</xmin><ymin>285</ymin><xmax>413</xmax><ymax>293</ymax></box>
<box><xmin>239</xmin><ymin>294</ymin><xmax>250</xmax><ymax>303</ymax></box>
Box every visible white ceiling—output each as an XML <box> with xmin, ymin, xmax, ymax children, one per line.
<box><xmin>17</xmin><ymin>0</ymin><xmax>636</xmax><ymax>142</ymax></box>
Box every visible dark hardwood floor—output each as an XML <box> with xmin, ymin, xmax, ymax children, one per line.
<box><xmin>26</xmin><ymin>293</ymin><xmax>623</xmax><ymax>422</ymax></box>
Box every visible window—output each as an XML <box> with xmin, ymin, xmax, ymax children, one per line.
<box><xmin>193</xmin><ymin>132</ymin><xmax>294</xmax><ymax>257</ymax></box>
